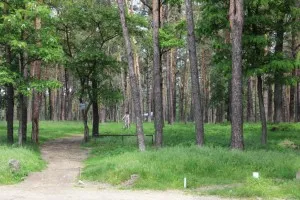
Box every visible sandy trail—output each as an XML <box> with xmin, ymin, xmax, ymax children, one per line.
<box><xmin>0</xmin><ymin>136</ymin><xmax>230</xmax><ymax>200</ymax></box>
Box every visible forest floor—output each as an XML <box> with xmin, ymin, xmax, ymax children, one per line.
<box><xmin>0</xmin><ymin>136</ymin><xmax>232</xmax><ymax>200</ymax></box>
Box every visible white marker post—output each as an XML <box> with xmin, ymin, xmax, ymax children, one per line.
<box><xmin>184</xmin><ymin>177</ymin><xmax>187</xmax><ymax>188</ymax></box>
<box><xmin>253</xmin><ymin>172</ymin><xmax>259</xmax><ymax>179</ymax></box>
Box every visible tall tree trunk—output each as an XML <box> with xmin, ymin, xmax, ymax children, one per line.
<box><xmin>152</xmin><ymin>0</ymin><xmax>163</xmax><ymax>147</ymax></box>
<box><xmin>274</xmin><ymin>79</ymin><xmax>282</xmax><ymax>123</ymax></box>
<box><xmin>18</xmin><ymin>32</ymin><xmax>28</xmax><ymax>144</ymax></box>
<box><xmin>4</xmin><ymin>5</ymin><xmax>14</xmax><ymax>144</ymax></box>
<box><xmin>146</xmin><ymin>58</ymin><xmax>152</xmax><ymax>122</ymax></box>
<box><xmin>297</xmin><ymin>79</ymin><xmax>300</xmax><ymax>122</ymax></box>
<box><xmin>186</xmin><ymin>0</ymin><xmax>204</xmax><ymax>146</ymax></box>
<box><xmin>6</xmin><ymin>84</ymin><xmax>14</xmax><ymax>144</ymax></box>
<box><xmin>31</xmin><ymin>3</ymin><xmax>42</xmax><ymax>143</ymax></box>
<box><xmin>167</xmin><ymin>51</ymin><xmax>174</xmax><ymax>124</ymax></box>
<box><xmin>290</xmin><ymin>82</ymin><xmax>296</xmax><ymax>122</ymax></box>
<box><xmin>273</xmin><ymin>19</ymin><xmax>284</xmax><ymax>123</ymax></box>
<box><xmin>267</xmin><ymin>84</ymin><xmax>273</xmax><ymax>122</ymax></box>
<box><xmin>179</xmin><ymin>52</ymin><xmax>188</xmax><ymax>122</ymax></box>
<box><xmin>229</xmin><ymin>0</ymin><xmax>244</xmax><ymax>150</ymax></box>
<box><xmin>247</xmin><ymin>77</ymin><xmax>254</xmax><ymax>122</ymax></box>
<box><xmin>257</xmin><ymin>76</ymin><xmax>267</xmax><ymax>145</ymax></box>
<box><xmin>31</xmin><ymin>60</ymin><xmax>41</xmax><ymax>144</ymax></box>
<box><xmin>49</xmin><ymin>88</ymin><xmax>53</xmax><ymax>120</ymax></box>
<box><xmin>172</xmin><ymin>49</ymin><xmax>177</xmax><ymax>121</ymax></box>
<box><xmin>227</xmin><ymin>81</ymin><xmax>232</xmax><ymax>122</ymax></box>
<box><xmin>92</xmin><ymin>79</ymin><xmax>99</xmax><ymax>137</ymax></box>
<box><xmin>118</xmin><ymin>0</ymin><xmax>145</xmax><ymax>151</ymax></box>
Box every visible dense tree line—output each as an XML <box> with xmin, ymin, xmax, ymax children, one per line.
<box><xmin>0</xmin><ymin>0</ymin><xmax>299</xmax><ymax>150</ymax></box>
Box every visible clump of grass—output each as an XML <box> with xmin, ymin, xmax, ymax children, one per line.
<box><xmin>82</xmin><ymin>145</ymin><xmax>300</xmax><ymax>190</ymax></box>
<box><xmin>207</xmin><ymin>178</ymin><xmax>300</xmax><ymax>199</ymax></box>
<box><xmin>0</xmin><ymin>146</ymin><xmax>45</xmax><ymax>184</ymax></box>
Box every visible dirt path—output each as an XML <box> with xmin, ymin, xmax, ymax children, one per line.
<box><xmin>0</xmin><ymin>136</ymin><xmax>231</xmax><ymax>200</ymax></box>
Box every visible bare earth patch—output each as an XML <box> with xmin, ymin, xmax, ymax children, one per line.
<box><xmin>0</xmin><ymin>136</ymin><xmax>231</xmax><ymax>200</ymax></box>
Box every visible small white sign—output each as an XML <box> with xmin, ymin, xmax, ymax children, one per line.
<box><xmin>253</xmin><ymin>172</ymin><xmax>259</xmax><ymax>179</ymax></box>
<box><xmin>184</xmin><ymin>177</ymin><xmax>187</xmax><ymax>188</ymax></box>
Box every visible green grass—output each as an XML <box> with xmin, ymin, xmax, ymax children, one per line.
<box><xmin>1</xmin><ymin>120</ymin><xmax>300</xmax><ymax>198</ymax></box>
<box><xmin>0</xmin><ymin>120</ymin><xmax>83</xmax><ymax>184</ymax></box>
<box><xmin>82</xmin><ymin>122</ymin><xmax>300</xmax><ymax>199</ymax></box>
<box><xmin>0</xmin><ymin>145</ymin><xmax>45</xmax><ymax>184</ymax></box>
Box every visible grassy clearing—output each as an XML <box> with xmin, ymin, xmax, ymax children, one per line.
<box><xmin>1</xmin><ymin>120</ymin><xmax>300</xmax><ymax>198</ymax></box>
<box><xmin>0</xmin><ymin>121</ymin><xmax>83</xmax><ymax>184</ymax></box>
<box><xmin>0</xmin><ymin>146</ymin><xmax>45</xmax><ymax>184</ymax></box>
<box><xmin>82</xmin><ymin>122</ymin><xmax>300</xmax><ymax>199</ymax></box>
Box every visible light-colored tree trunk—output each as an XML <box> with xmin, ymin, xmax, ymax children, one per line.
<box><xmin>186</xmin><ymin>0</ymin><xmax>204</xmax><ymax>146</ymax></box>
<box><xmin>118</xmin><ymin>0</ymin><xmax>145</xmax><ymax>151</ymax></box>
<box><xmin>229</xmin><ymin>0</ymin><xmax>244</xmax><ymax>150</ymax></box>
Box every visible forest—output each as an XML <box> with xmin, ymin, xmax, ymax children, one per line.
<box><xmin>0</xmin><ymin>0</ymin><xmax>300</xmax><ymax>199</ymax></box>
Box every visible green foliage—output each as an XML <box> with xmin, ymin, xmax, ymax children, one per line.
<box><xmin>159</xmin><ymin>21</ymin><xmax>186</xmax><ymax>49</ymax></box>
<box><xmin>0</xmin><ymin>68</ymin><xmax>17</xmax><ymax>86</ymax></box>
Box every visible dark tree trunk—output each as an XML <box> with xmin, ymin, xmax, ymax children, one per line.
<box><xmin>18</xmin><ymin>30</ymin><xmax>28</xmax><ymax>144</ymax></box>
<box><xmin>49</xmin><ymin>88</ymin><xmax>53</xmax><ymax>120</ymax></box>
<box><xmin>186</xmin><ymin>0</ymin><xmax>204</xmax><ymax>146</ymax></box>
<box><xmin>118</xmin><ymin>0</ymin><xmax>146</xmax><ymax>151</ymax></box>
<box><xmin>43</xmin><ymin>92</ymin><xmax>48</xmax><ymax>120</ymax></box>
<box><xmin>267</xmin><ymin>84</ymin><xmax>273</xmax><ymax>122</ymax></box>
<box><xmin>257</xmin><ymin>76</ymin><xmax>267</xmax><ymax>145</ymax></box>
<box><xmin>92</xmin><ymin>79</ymin><xmax>99</xmax><ymax>137</ymax></box>
<box><xmin>247</xmin><ymin>77</ymin><xmax>254</xmax><ymax>122</ymax></box>
<box><xmin>273</xmin><ymin>20</ymin><xmax>284</xmax><ymax>123</ymax></box>
<box><xmin>274</xmin><ymin>79</ymin><xmax>282</xmax><ymax>123</ymax></box>
<box><xmin>229</xmin><ymin>0</ymin><xmax>244</xmax><ymax>150</ymax></box>
<box><xmin>6</xmin><ymin>84</ymin><xmax>14</xmax><ymax>144</ymax></box>
<box><xmin>290</xmin><ymin>83</ymin><xmax>295</xmax><ymax>122</ymax></box>
<box><xmin>172</xmin><ymin>49</ymin><xmax>177</xmax><ymax>121</ymax></box>
<box><xmin>31</xmin><ymin>61</ymin><xmax>42</xmax><ymax>144</ymax></box>
<box><xmin>227</xmin><ymin>80</ymin><xmax>232</xmax><ymax>122</ymax></box>
<box><xmin>297</xmin><ymin>79</ymin><xmax>300</xmax><ymax>122</ymax></box>
<box><xmin>152</xmin><ymin>0</ymin><xmax>163</xmax><ymax>148</ymax></box>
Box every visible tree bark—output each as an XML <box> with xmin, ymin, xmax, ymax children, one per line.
<box><xmin>6</xmin><ymin>84</ymin><xmax>14</xmax><ymax>144</ymax></box>
<box><xmin>229</xmin><ymin>0</ymin><xmax>244</xmax><ymax>150</ymax></box>
<box><xmin>49</xmin><ymin>88</ymin><xmax>53</xmax><ymax>120</ymax></box>
<box><xmin>247</xmin><ymin>77</ymin><xmax>254</xmax><ymax>122</ymax></box>
<box><xmin>273</xmin><ymin>79</ymin><xmax>282</xmax><ymax>123</ymax></box>
<box><xmin>118</xmin><ymin>0</ymin><xmax>146</xmax><ymax>151</ymax></box>
<box><xmin>31</xmin><ymin>4</ymin><xmax>42</xmax><ymax>143</ymax></box>
<box><xmin>257</xmin><ymin>76</ymin><xmax>267</xmax><ymax>145</ymax></box>
<box><xmin>186</xmin><ymin>0</ymin><xmax>204</xmax><ymax>146</ymax></box>
<box><xmin>267</xmin><ymin>84</ymin><xmax>273</xmax><ymax>122</ymax></box>
<box><xmin>31</xmin><ymin>60</ymin><xmax>42</xmax><ymax>144</ymax></box>
<box><xmin>152</xmin><ymin>0</ymin><xmax>163</xmax><ymax>147</ymax></box>
<box><xmin>146</xmin><ymin>58</ymin><xmax>152</xmax><ymax>122</ymax></box>
<box><xmin>167</xmin><ymin>51</ymin><xmax>174</xmax><ymax>124</ymax></box>
<box><xmin>92</xmin><ymin>79</ymin><xmax>99</xmax><ymax>137</ymax></box>
<box><xmin>273</xmin><ymin>20</ymin><xmax>284</xmax><ymax>123</ymax></box>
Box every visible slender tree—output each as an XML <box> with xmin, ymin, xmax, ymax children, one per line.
<box><xmin>185</xmin><ymin>0</ymin><xmax>204</xmax><ymax>146</ymax></box>
<box><xmin>31</xmin><ymin>0</ymin><xmax>43</xmax><ymax>144</ymax></box>
<box><xmin>152</xmin><ymin>0</ymin><xmax>163</xmax><ymax>147</ymax></box>
<box><xmin>229</xmin><ymin>0</ymin><xmax>244</xmax><ymax>149</ymax></box>
<box><xmin>117</xmin><ymin>0</ymin><xmax>146</xmax><ymax>151</ymax></box>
